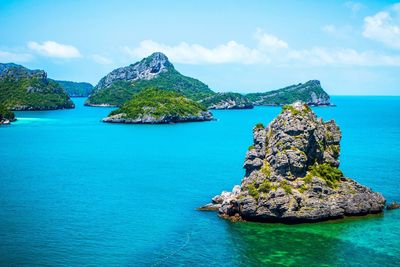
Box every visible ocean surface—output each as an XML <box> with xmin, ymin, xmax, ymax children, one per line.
<box><xmin>0</xmin><ymin>96</ymin><xmax>399</xmax><ymax>266</ymax></box>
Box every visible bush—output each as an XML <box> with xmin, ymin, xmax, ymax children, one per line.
<box><xmin>306</xmin><ymin>163</ymin><xmax>343</xmax><ymax>187</ymax></box>
<box><xmin>255</xmin><ymin>123</ymin><xmax>264</xmax><ymax>129</ymax></box>
<box><xmin>247</xmin><ymin>183</ymin><xmax>260</xmax><ymax>199</ymax></box>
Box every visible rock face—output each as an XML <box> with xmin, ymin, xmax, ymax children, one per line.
<box><xmin>206</xmin><ymin>102</ymin><xmax>385</xmax><ymax>223</ymax></box>
<box><xmin>246</xmin><ymin>80</ymin><xmax>332</xmax><ymax>106</ymax></box>
<box><xmin>96</xmin><ymin>52</ymin><xmax>173</xmax><ymax>90</ymax></box>
<box><xmin>199</xmin><ymin>92</ymin><xmax>254</xmax><ymax>110</ymax></box>
<box><xmin>103</xmin><ymin>111</ymin><xmax>213</xmax><ymax>124</ymax></box>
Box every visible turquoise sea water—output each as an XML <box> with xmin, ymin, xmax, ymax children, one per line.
<box><xmin>0</xmin><ymin>96</ymin><xmax>399</xmax><ymax>266</ymax></box>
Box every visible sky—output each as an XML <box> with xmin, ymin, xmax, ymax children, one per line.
<box><xmin>0</xmin><ymin>0</ymin><xmax>400</xmax><ymax>95</ymax></box>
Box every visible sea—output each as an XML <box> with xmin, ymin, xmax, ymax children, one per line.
<box><xmin>0</xmin><ymin>96</ymin><xmax>399</xmax><ymax>266</ymax></box>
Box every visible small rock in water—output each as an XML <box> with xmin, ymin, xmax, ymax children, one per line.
<box><xmin>387</xmin><ymin>202</ymin><xmax>400</xmax><ymax>210</ymax></box>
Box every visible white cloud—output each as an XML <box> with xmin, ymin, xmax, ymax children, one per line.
<box><xmin>124</xmin><ymin>40</ymin><xmax>262</xmax><ymax>64</ymax></box>
<box><xmin>363</xmin><ymin>5</ymin><xmax>400</xmax><ymax>49</ymax></box>
<box><xmin>254</xmin><ymin>28</ymin><xmax>288</xmax><ymax>50</ymax></box>
<box><xmin>27</xmin><ymin>41</ymin><xmax>81</xmax><ymax>58</ymax></box>
<box><xmin>123</xmin><ymin>28</ymin><xmax>400</xmax><ymax>67</ymax></box>
<box><xmin>0</xmin><ymin>50</ymin><xmax>33</xmax><ymax>62</ymax></box>
<box><xmin>91</xmin><ymin>54</ymin><xmax>113</xmax><ymax>65</ymax></box>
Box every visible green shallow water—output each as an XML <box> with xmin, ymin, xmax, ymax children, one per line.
<box><xmin>0</xmin><ymin>96</ymin><xmax>399</xmax><ymax>266</ymax></box>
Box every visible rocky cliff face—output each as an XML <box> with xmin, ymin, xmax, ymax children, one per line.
<box><xmin>96</xmin><ymin>52</ymin><xmax>173</xmax><ymax>90</ymax></box>
<box><xmin>202</xmin><ymin>102</ymin><xmax>385</xmax><ymax>223</ymax></box>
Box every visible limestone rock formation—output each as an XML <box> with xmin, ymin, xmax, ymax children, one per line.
<box><xmin>204</xmin><ymin>102</ymin><xmax>385</xmax><ymax>223</ymax></box>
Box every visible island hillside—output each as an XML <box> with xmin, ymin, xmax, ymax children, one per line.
<box><xmin>55</xmin><ymin>80</ymin><xmax>93</xmax><ymax>97</ymax></box>
<box><xmin>246</xmin><ymin>80</ymin><xmax>331</xmax><ymax>106</ymax></box>
<box><xmin>201</xmin><ymin>102</ymin><xmax>385</xmax><ymax>223</ymax></box>
<box><xmin>102</xmin><ymin>87</ymin><xmax>213</xmax><ymax>124</ymax></box>
<box><xmin>86</xmin><ymin>52</ymin><xmax>215</xmax><ymax>106</ymax></box>
<box><xmin>0</xmin><ymin>63</ymin><xmax>74</xmax><ymax>110</ymax></box>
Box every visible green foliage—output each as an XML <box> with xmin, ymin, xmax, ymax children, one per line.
<box><xmin>258</xmin><ymin>180</ymin><xmax>272</xmax><ymax>193</ymax></box>
<box><xmin>247</xmin><ymin>183</ymin><xmax>260</xmax><ymax>199</ymax></box>
<box><xmin>108</xmin><ymin>87</ymin><xmax>207</xmax><ymax>119</ymax></box>
<box><xmin>0</xmin><ymin>77</ymin><xmax>74</xmax><ymax>110</ymax></box>
<box><xmin>55</xmin><ymin>80</ymin><xmax>93</xmax><ymax>97</ymax></box>
<box><xmin>0</xmin><ymin>104</ymin><xmax>15</xmax><ymax>121</ymax></box>
<box><xmin>246</xmin><ymin>80</ymin><xmax>330</xmax><ymax>105</ymax></box>
<box><xmin>298</xmin><ymin>184</ymin><xmax>309</xmax><ymax>193</ymax></box>
<box><xmin>87</xmin><ymin>68</ymin><xmax>215</xmax><ymax>106</ymax></box>
<box><xmin>255</xmin><ymin>123</ymin><xmax>264</xmax><ymax>129</ymax></box>
<box><xmin>248</xmin><ymin>145</ymin><xmax>255</xmax><ymax>150</ymax></box>
<box><xmin>280</xmin><ymin>180</ymin><xmax>292</xmax><ymax>194</ymax></box>
<box><xmin>260</xmin><ymin>160</ymin><xmax>271</xmax><ymax>177</ymax></box>
<box><xmin>282</xmin><ymin>104</ymin><xmax>301</xmax><ymax>115</ymax></box>
<box><xmin>329</xmin><ymin>145</ymin><xmax>340</xmax><ymax>156</ymax></box>
<box><xmin>305</xmin><ymin>163</ymin><xmax>343</xmax><ymax>188</ymax></box>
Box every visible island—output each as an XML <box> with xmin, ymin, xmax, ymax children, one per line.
<box><xmin>102</xmin><ymin>88</ymin><xmax>213</xmax><ymax>124</ymax></box>
<box><xmin>55</xmin><ymin>80</ymin><xmax>93</xmax><ymax>97</ymax></box>
<box><xmin>0</xmin><ymin>63</ymin><xmax>74</xmax><ymax>110</ymax></box>
<box><xmin>0</xmin><ymin>104</ymin><xmax>16</xmax><ymax>125</ymax></box>
<box><xmin>200</xmin><ymin>102</ymin><xmax>385</xmax><ymax>223</ymax></box>
<box><xmin>86</xmin><ymin>52</ymin><xmax>215</xmax><ymax>107</ymax></box>
<box><xmin>199</xmin><ymin>92</ymin><xmax>253</xmax><ymax>109</ymax></box>
<box><xmin>246</xmin><ymin>80</ymin><xmax>332</xmax><ymax>106</ymax></box>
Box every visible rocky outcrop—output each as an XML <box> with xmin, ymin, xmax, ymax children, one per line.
<box><xmin>96</xmin><ymin>52</ymin><xmax>173</xmax><ymax>90</ymax></box>
<box><xmin>199</xmin><ymin>92</ymin><xmax>253</xmax><ymax>109</ymax></box>
<box><xmin>103</xmin><ymin>111</ymin><xmax>213</xmax><ymax>124</ymax></box>
<box><xmin>203</xmin><ymin>102</ymin><xmax>385</xmax><ymax>223</ymax></box>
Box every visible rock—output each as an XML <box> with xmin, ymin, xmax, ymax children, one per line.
<box><xmin>387</xmin><ymin>202</ymin><xmax>400</xmax><ymax>210</ymax></box>
<box><xmin>205</xmin><ymin>102</ymin><xmax>385</xmax><ymax>223</ymax></box>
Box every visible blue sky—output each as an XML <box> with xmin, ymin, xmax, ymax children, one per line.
<box><xmin>1</xmin><ymin>0</ymin><xmax>400</xmax><ymax>95</ymax></box>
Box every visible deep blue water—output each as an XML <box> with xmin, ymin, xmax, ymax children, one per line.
<box><xmin>0</xmin><ymin>96</ymin><xmax>399</xmax><ymax>266</ymax></box>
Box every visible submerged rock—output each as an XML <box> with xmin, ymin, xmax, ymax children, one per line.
<box><xmin>204</xmin><ymin>102</ymin><xmax>385</xmax><ymax>223</ymax></box>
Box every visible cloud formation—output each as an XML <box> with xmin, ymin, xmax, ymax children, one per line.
<box><xmin>363</xmin><ymin>4</ymin><xmax>400</xmax><ymax>49</ymax></box>
<box><xmin>124</xmin><ymin>27</ymin><xmax>400</xmax><ymax>67</ymax></box>
<box><xmin>28</xmin><ymin>41</ymin><xmax>81</xmax><ymax>58</ymax></box>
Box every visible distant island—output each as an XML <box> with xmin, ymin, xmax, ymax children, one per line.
<box><xmin>200</xmin><ymin>102</ymin><xmax>385</xmax><ymax>223</ymax></box>
<box><xmin>55</xmin><ymin>80</ymin><xmax>93</xmax><ymax>97</ymax></box>
<box><xmin>103</xmin><ymin>88</ymin><xmax>213</xmax><ymax>124</ymax></box>
<box><xmin>246</xmin><ymin>80</ymin><xmax>332</xmax><ymax>106</ymax></box>
<box><xmin>0</xmin><ymin>63</ymin><xmax>74</xmax><ymax>110</ymax></box>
